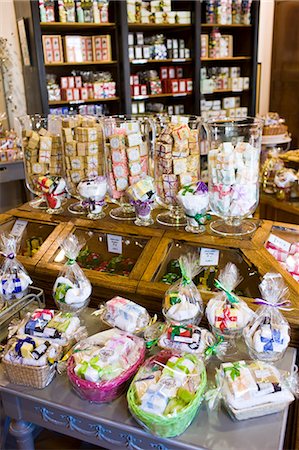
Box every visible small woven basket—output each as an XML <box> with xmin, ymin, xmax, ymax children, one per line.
<box><xmin>3</xmin><ymin>358</ymin><xmax>58</xmax><ymax>389</ymax></box>
<box><xmin>67</xmin><ymin>335</ymin><xmax>146</xmax><ymax>403</ymax></box>
<box><xmin>127</xmin><ymin>350</ymin><xmax>207</xmax><ymax>438</ymax></box>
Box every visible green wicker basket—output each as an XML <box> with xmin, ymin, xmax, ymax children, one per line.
<box><xmin>127</xmin><ymin>350</ymin><xmax>207</xmax><ymax>438</ymax></box>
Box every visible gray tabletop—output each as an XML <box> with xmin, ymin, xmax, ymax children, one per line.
<box><xmin>0</xmin><ymin>310</ymin><xmax>296</xmax><ymax>450</ymax></box>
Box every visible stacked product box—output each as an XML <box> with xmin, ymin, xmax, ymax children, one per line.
<box><xmin>47</xmin><ymin>74</ymin><xmax>116</xmax><ymax>102</ymax></box>
<box><xmin>205</xmin><ymin>0</ymin><xmax>252</xmax><ymax>25</ymax></box>
<box><xmin>130</xmin><ymin>68</ymin><xmax>192</xmax><ymax>97</ymax></box>
<box><xmin>128</xmin><ymin>33</ymin><xmax>190</xmax><ymax>61</ymax></box>
<box><xmin>39</xmin><ymin>0</ymin><xmax>109</xmax><ymax>23</ymax></box>
<box><xmin>201</xmin><ymin>97</ymin><xmax>248</xmax><ymax>120</ymax></box>
<box><xmin>201</xmin><ymin>31</ymin><xmax>233</xmax><ymax>58</ymax></box>
<box><xmin>42</xmin><ymin>34</ymin><xmax>112</xmax><ymax>64</ymax></box>
<box><xmin>62</xmin><ymin>116</ymin><xmax>104</xmax><ymax>191</ymax></box>
<box><xmin>127</xmin><ymin>0</ymin><xmax>191</xmax><ymax>24</ymax></box>
<box><xmin>201</xmin><ymin>66</ymin><xmax>250</xmax><ymax>93</ymax></box>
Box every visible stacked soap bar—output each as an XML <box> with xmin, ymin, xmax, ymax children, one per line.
<box><xmin>209</xmin><ymin>141</ymin><xmax>259</xmax><ymax>218</ymax></box>
<box><xmin>23</xmin><ymin>127</ymin><xmax>63</xmax><ymax>186</ymax></box>
<box><xmin>106</xmin><ymin>122</ymin><xmax>148</xmax><ymax>200</ymax></box>
<box><xmin>62</xmin><ymin>115</ymin><xmax>104</xmax><ymax>191</ymax></box>
<box><xmin>155</xmin><ymin>121</ymin><xmax>200</xmax><ymax>206</ymax></box>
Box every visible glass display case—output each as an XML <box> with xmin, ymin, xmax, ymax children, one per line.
<box><xmin>37</xmin><ymin>221</ymin><xmax>163</xmax><ymax>294</ymax></box>
<box><xmin>0</xmin><ymin>213</ymin><xmax>68</xmax><ymax>271</ymax></box>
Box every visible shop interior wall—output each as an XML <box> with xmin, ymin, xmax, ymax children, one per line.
<box><xmin>0</xmin><ymin>0</ymin><xmax>26</xmax><ymax>127</ymax></box>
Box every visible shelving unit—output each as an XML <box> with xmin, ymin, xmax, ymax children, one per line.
<box><xmin>14</xmin><ymin>0</ymin><xmax>260</xmax><ymax>117</ymax></box>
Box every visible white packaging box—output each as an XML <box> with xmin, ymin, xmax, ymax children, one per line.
<box><xmin>230</xmin><ymin>66</ymin><xmax>241</xmax><ymax>78</ymax></box>
<box><xmin>243</xmin><ymin>77</ymin><xmax>250</xmax><ymax>89</ymax></box>
<box><xmin>134</xmin><ymin>46</ymin><xmax>143</xmax><ymax>59</ymax></box>
<box><xmin>136</xmin><ymin>32</ymin><xmax>144</xmax><ymax>45</ymax></box>
<box><xmin>128</xmin><ymin>47</ymin><xmax>135</xmax><ymax>60</ymax></box>
<box><xmin>128</xmin><ymin>33</ymin><xmax>134</xmax><ymax>46</ymax></box>
<box><xmin>138</xmin><ymin>102</ymin><xmax>145</xmax><ymax>113</ymax></box>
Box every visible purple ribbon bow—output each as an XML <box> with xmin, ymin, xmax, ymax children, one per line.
<box><xmin>254</xmin><ymin>298</ymin><xmax>293</xmax><ymax>311</ymax></box>
<box><xmin>0</xmin><ymin>252</ymin><xmax>15</xmax><ymax>259</ymax></box>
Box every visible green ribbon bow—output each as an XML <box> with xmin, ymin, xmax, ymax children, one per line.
<box><xmin>66</xmin><ymin>258</ymin><xmax>76</xmax><ymax>266</ymax></box>
<box><xmin>214</xmin><ymin>279</ymin><xmax>239</xmax><ymax>304</ymax></box>
<box><xmin>145</xmin><ymin>338</ymin><xmax>159</xmax><ymax>349</ymax></box>
<box><xmin>179</xmin><ymin>262</ymin><xmax>191</xmax><ymax>286</ymax></box>
<box><xmin>181</xmin><ymin>184</ymin><xmax>194</xmax><ymax>196</ymax></box>
<box><xmin>77</xmin><ymin>356</ymin><xmax>102</xmax><ymax>379</ymax></box>
<box><xmin>186</xmin><ymin>212</ymin><xmax>211</xmax><ymax>225</ymax></box>
<box><xmin>223</xmin><ymin>362</ymin><xmax>245</xmax><ymax>381</ymax></box>
<box><xmin>204</xmin><ymin>336</ymin><xmax>224</xmax><ymax>357</ymax></box>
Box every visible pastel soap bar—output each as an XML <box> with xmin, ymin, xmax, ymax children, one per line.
<box><xmin>127</xmin><ymin>133</ymin><xmax>142</xmax><ymax>147</ymax></box>
<box><xmin>110</xmin><ymin>134</ymin><xmax>125</xmax><ymax>150</ymax></box>
<box><xmin>127</xmin><ymin>146</ymin><xmax>141</xmax><ymax>162</ymax></box>
<box><xmin>112</xmin><ymin>148</ymin><xmax>127</xmax><ymax>164</ymax></box>
<box><xmin>173</xmin><ymin>157</ymin><xmax>187</xmax><ymax>175</ymax></box>
<box><xmin>129</xmin><ymin>161</ymin><xmax>142</xmax><ymax>177</ymax></box>
<box><xmin>113</xmin><ymin>163</ymin><xmax>129</xmax><ymax>178</ymax></box>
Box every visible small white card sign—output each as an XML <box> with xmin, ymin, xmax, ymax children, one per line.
<box><xmin>107</xmin><ymin>234</ymin><xmax>122</xmax><ymax>254</ymax></box>
<box><xmin>199</xmin><ymin>247</ymin><xmax>220</xmax><ymax>266</ymax></box>
<box><xmin>10</xmin><ymin>220</ymin><xmax>28</xmax><ymax>238</ymax></box>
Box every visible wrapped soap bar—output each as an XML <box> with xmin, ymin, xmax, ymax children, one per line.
<box><xmin>37</xmin><ymin>175</ymin><xmax>67</xmax><ymax>212</ymax></box>
<box><xmin>78</xmin><ymin>176</ymin><xmax>107</xmax><ymax>219</ymax></box>
<box><xmin>0</xmin><ymin>233</ymin><xmax>32</xmax><ymax>303</ymax></box>
<box><xmin>67</xmin><ymin>329</ymin><xmax>145</xmax><ymax>402</ymax></box>
<box><xmin>127</xmin><ymin>350</ymin><xmax>207</xmax><ymax>438</ymax></box>
<box><xmin>158</xmin><ymin>322</ymin><xmax>227</xmax><ymax>361</ymax></box>
<box><xmin>53</xmin><ymin>234</ymin><xmax>92</xmax><ymax>313</ymax></box>
<box><xmin>244</xmin><ymin>273</ymin><xmax>291</xmax><ymax>362</ymax></box>
<box><xmin>126</xmin><ymin>175</ymin><xmax>156</xmax><ymax>226</ymax></box>
<box><xmin>96</xmin><ymin>296</ymin><xmax>151</xmax><ymax>334</ymax></box>
<box><xmin>206</xmin><ymin>263</ymin><xmax>254</xmax><ymax>337</ymax></box>
<box><xmin>163</xmin><ymin>253</ymin><xmax>203</xmax><ymax>325</ymax></box>
<box><xmin>177</xmin><ymin>181</ymin><xmax>210</xmax><ymax>233</ymax></box>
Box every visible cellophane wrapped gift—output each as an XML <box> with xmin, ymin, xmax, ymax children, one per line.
<box><xmin>53</xmin><ymin>234</ymin><xmax>92</xmax><ymax>313</ymax></box>
<box><xmin>206</xmin><ymin>263</ymin><xmax>254</xmax><ymax>337</ymax></box>
<box><xmin>0</xmin><ymin>233</ymin><xmax>32</xmax><ymax>304</ymax></box>
<box><xmin>244</xmin><ymin>273</ymin><xmax>291</xmax><ymax>362</ymax></box>
<box><xmin>163</xmin><ymin>254</ymin><xmax>203</xmax><ymax>325</ymax></box>
<box><xmin>3</xmin><ymin>334</ymin><xmax>62</xmax><ymax>388</ymax></box>
<box><xmin>158</xmin><ymin>322</ymin><xmax>227</xmax><ymax>362</ymax></box>
<box><xmin>127</xmin><ymin>350</ymin><xmax>207</xmax><ymax>438</ymax></box>
<box><xmin>67</xmin><ymin>328</ymin><xmax>145</xmax><ymax>402</ymax></box>
<box><xmin>205</xmin><ymin>360</ymin><xmax>295</xmax><ymax>421</ymax></box>
<box><xmin>13</xmin><ymin>308</ymin><xmax>86</xmax><ymax>353</ymax></box>
<box><xmin>95</xmin><ymin>296</ymin><xmax>151</xmax><ymax>334</ymax></box>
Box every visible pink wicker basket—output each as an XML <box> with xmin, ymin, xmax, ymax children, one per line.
<box><xmin>67</xmin><ymin>335</ymin><xmax>146</xmax><ymax>403</ymax></box>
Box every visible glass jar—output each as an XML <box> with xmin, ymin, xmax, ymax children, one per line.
<box><xmin>101</xmin><ymin>115</ymin><xmax>153</xmax><ymax>221</ymax></box>
<box><xmin>60</xmin><ymin>115</ymin><xmax>106</xmax><ymax>217</ymax></box>
<box><xmin>154</xmin><ymin>115</ymin><xmax>201</xmax><ymax>227</ymax></box>
<box><xmin>205</xmin><ymin>117</ymin><xmax>263</xmax><ymax>236</ymax></box>
<box><xmin>16</xmin><ymin>114</ymin><xmax>67</xmax><ymax>213</ymax></box>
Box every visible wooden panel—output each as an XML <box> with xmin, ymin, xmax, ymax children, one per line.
<box><xmin>270</xmin><ymin>1</ymin><xmax>299</xmax><ymax>147</ymax></box>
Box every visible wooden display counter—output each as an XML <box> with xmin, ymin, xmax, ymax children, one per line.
<box><xmin>4</xmin><ymin>202</ymin><xmax>299</xmax><ymax>345</ymax></box>
<box><xmin>0</xmin><ymin>210</ymin><xmax>68</xmax><ymax>272</ymax></box>
<box><xmin>260</xmin><ymin>193</ymin><xmax>299</xmax><ymax>224</ymax></box>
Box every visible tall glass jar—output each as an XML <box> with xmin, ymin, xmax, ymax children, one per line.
<box><xmin>16</xmin><ymin>114</ymin><xmax>67</xmax><ymax>213</ymax></box>
<box><xmin>205</xmin><ymin>117</ymin><xmax>263</xmax><ymax>236</ymax></box>
<box><xmin>154</xmin><ymin>115</ymin><xmax>201</xmax><ymax>227</ymax></box>
<box><xmin>101</xmin><ymin>115</ymin><xmax>153</xmax><ymax>221</ymax></box>
<box><xmin>60</xmin><ymin>115</ymin><xmax>106</xmax><ymax>217</ymax></box>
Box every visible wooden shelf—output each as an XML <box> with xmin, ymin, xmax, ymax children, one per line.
<box><xmin>40</xmin><ymin>22</ymin><xmax>116</xmax><ymax>30</ymax></box>
<box><xmin>201</xmin><ymin>56</ymin><xmax>251</xmax><ymax>62</ymax></box>
<box><xmin>130</xmin><ymin>58</ymin><xmax>192</xmax><ymax>65</ymax></box>
<box><xmin>45</xmin><ymin>60</ymin><xmax>117</xmax><ymax>67</ymax></box>
<box><xmin>128</xmin><ymin>23</ymin><xmax>191</xmax><ymax>29</ymax></box>
<box><xmin>202</xmin><ymin>88</ymin><xmax>250</xmax><ymax>95</ymax></box>
<box><xmin>201</xmin><ymin>23</ymin><xmax>252</xmax><ymax>28</ymax></box>
<box><xmin>132</xmin><ymin>92</ymin><xmax>192</xmax><ymax>100</ymax></box>
<box><xmin>48</xmin><ymin>97</ymin><xmax>120</xmax><ymax>106</ymax></box>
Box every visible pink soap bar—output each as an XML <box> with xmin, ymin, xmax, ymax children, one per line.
<box><xmin>112</xmin><ymin>148</ymin><xmax>127</xmax><ymax>164</ymax></box>
<box><xmin>113</xmin><ymin>162</ymin><xmax>129</xmax><ymax>178</ymax></box>
<box><xmin>140</xmin><ymin>156</ymin><xmax>148</xmax><ymax>174</ymax></box>
<box><xmin>129</xmin><ymin>175</ymin><xmax>142</xmax><ymax>185</ymax></box>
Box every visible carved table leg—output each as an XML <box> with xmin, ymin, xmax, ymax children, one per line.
<box><xmin>9</xmin><ymin>419</ymin><xmax>35</xmax><ymax>450</ymax></box>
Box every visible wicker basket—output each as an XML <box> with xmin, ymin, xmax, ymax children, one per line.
<box><xmin>67</xmin><ymin>335</ymin><xmax>146</xmax><ymax>403</ymax></box>
<box><xmin>127</xmin><ymin>350</ymin><xmax>207</xmax><ymax>438</ymax></box>
<box><xmin>3</xmin><ymin>358</ymin><xmax>58</xmax><ymax>389</ymax></box>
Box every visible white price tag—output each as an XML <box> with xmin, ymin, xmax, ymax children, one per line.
<box><xmin>268</xmin><ymin>234</ymin><xmax>291</xmax><ymax>253</ymax></box>
<box><xmin>10</xmin><ymin>220</ymin><xmax>28</xmax><ymax>238</ymax></box>
<box><xmin>199</xmin><ymin>247</ymin><xmax>220</xmax><ymax>266</ymax></box>
<box><xmin>107</xmin><ymin>234</ymin><xmax>122</xmax><ymax>254</ymax></box>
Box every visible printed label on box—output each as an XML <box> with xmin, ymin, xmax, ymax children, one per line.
<box><xmin>267</xmin><ymin>234</ymin><xmax>291</xmax><ymax>253</ymax></box>
<box><xmin>107</xmin><ymin>234</ymin><xmax>122</xmax><ymax>254</ymax></box>
<box><xmin>10</xmin><ymin>220</ymin><xmax>28</xmax><ymax>238</ymax></box>
<box><xmin>199</xmin><ymin>247</ymin><xmax>220</xmax><ymax>266</ymax></box>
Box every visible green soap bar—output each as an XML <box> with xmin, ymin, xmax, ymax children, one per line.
<box><xmin>177</xmin><ymin>387</ymin><xmax>195</xmax><ymax>403</ymax></box>
<box><xmin>164</xmin><ymin>398</ymin><xmax>186</xmax><ymax>415</ymax></box>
